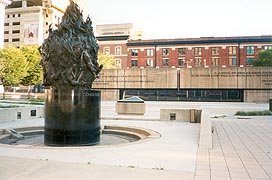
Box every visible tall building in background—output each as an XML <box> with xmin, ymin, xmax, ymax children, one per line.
<box><xmin>0</xmin><ymin>0</ymin><xmax>11</xmax><ymax>48</ymax></box>
<box><xmin>3</xmin><ymin>0</ymin><xmax>87</xmax><ymax>47</ymax></box>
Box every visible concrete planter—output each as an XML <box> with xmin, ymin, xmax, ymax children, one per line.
<box><xmin>116</xmin><ymin>96</ymin><xmax>145</xmax><ymax>115</ymax></box>
<box><xmin>116</xmin><ymin>102</ymin><xmax>145</xmax><ymax>115</ymax></box>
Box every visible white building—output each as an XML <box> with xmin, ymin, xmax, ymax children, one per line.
<box><xmin>0</xmin><ymin>0</ymin><xmax>11</xmax><ymax>48</ymax></box>
<box><xmin>3</xmin><ymin>0</ymin><xmax>87</xmax><ymax>47</ymax></box>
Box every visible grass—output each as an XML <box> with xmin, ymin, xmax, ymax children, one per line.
<box><xmin>0</xmin><ymin>99</ymin><xmax>45</xmax><ymax>105</ymax></box>
<box><xmin>235</xmin><ymin>110</ymin><xmax>272</xmax><ymax>116</ymax></box>
<box><xmin>0</xmin><ymin>105</ymin><xmax>21</xmax><ymax>108</ymax></box>
<box><xmin>26</xmin><ymin>99</ymin><xmax>45</xmax><ymax>105</ymax></box>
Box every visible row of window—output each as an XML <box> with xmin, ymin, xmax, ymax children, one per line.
<box><xmin>103</xmin><ymin>46</ymin><xmax>122</xmax><ymax>55</ymax></box>
<box><xmin>131</xmin><ymin>57</ymin><xmax>255</xmax><ymax>67</ymax></box>
<box><xmin>4</xmin><ymin>22</ymin><xmax>20</xmax><ymax>26</ymax></box>
<box><xmin>4</xmin><ymin>38</ymin><xmax>20</xmax><ymax>42</ymax></box>
<box><xmin>121</xmin><ymin>89</ymin><xmax>242</xmax><ymax>102</ymax></box>
<box><xmin>4</xmin><ymin>30</ymin><xmax>20</xmax><ymax>34</ymax></box>
<box><xmin>130</xmin><ymin>45</ymin><xmax>272</xmax><ymax>57</ymax></box>
<box><xmin>6</xmin><ymin>14</ymin><xmax>21</xmax><ymax>18</ymax></box>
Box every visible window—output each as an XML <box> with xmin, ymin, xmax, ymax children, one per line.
<box><xmin>46</xmin><ymin>22</ymin><xmax>49</xmax><ymax>25</ymax></box>
<box><xmin>12</xmin><ymin>22</ymin><xmax>20</xmax><ymax>26</ymax></box>
<box><xmin>162</xmin><ymin>59</ymin><xmax>169</xmax><ymax>66</ymax></box>
<box><xmin>146</xmin><ymin>59</ymin><xmax>154</xmax><ymax>67</ymax></box>
<box><xmin>4</xmin><ymin>23</ymin><xmax>9</xmax><ymax>26</ymax></box>
<box><xmin>103</xmin><ymin>47</ymin><xmax>110</xmax><ymax>55</ymax></box>
<box><xmin>194</xmin><ymin>58</ymin><xmax>202</xmax><ymax>67</ymax></box>
<box><xmin>115</xmin><ymin>46</ymin><xmax>121</xmax><ymax>55</ymax></box>
<box><xmin>194</xmin><ymin>47</ymin><xmax>202</xmax><ymax>56</ymax></box>
<box><xmin>246</xmin><ymin>46</ymin><xmax>254</xmax><ymax>55</ymax></box>
<box><xmin>212</xmin><ymin>58</ymin><xmax>219</xmax><ymax>66</ymax></box>
<box><xmin>178</xmin><ymin>48</ymin><xmax>185</xmax><ymax>56</ymax></box>
<box><xmin>7</xmin><ymin>15</ymin><xmax>10</xmax><ymax>18</ymax></box>
<box><xmin>131</xmin><ymin>60</ymin><xmax>138</xmax><ymax>67</ymax></box>
<box><xmin>12</xmin><ymin>30</ymin><xmax>20</xmax><ymax>34</ymax></box>
<box><xmin>13</xmin><ymin>14</ymin><xmax>15</xmax><ymax>18</ymax></box>
<box><xmin>131</xmin><ymin>49</ymin><xmax>138</xmax><ymax>56</ymax></box>
<box><xmin>212</xmin><ymin>47</ymin><xmax>219</xmax><ymax>55</ymax></box>
<box><xmin>162</xmin><ymin>48</ymin><xmax>169</xmax><ymax>56</ymax></box>
<box><xmin>12</xmin><ymin>38</ymin><xmax>20</xmax><ymax>42</ymax></box>
<box><xmin>229</xmin><ymin>47</ymin><xmax>237</xmax><ymax>55</ymax></box>
<box><xmin>229</xmin><ymin>57</ymin><xmax>237</xmax><ymax>66</ymax></box>
<box><xmin>4</xmin><ymin>31</ymin><xmax>9</xmax><ymax>34</ymax></box>
<box><xmin>146</xmin><ymin>49</ymin><xmax>154</xmax><ymax>56</ymax></box>
<box><xmin>115</xmin><ymin>59</ymin><xmax>121</xmax><ymax>68</ymax></box>
<box><xmin>264</xmin><ymin>45</ymin><xmax>272</xmax><ymax>50</ymax></box>
<box><xmin>246</xmin><ymin>57</ymin><xmax>254</xmax><ymax>65</ymax></box>
<box><xmin>178</xmin><ymin>59</ymin><xmax>185</xmax><ymax>67</ymax></box>
<box><xmin>18</xmin><ymin>14</ymin><xmax>21</xmax><ymax>17</ymax></box>
<box><xmin>4</xmin><ymin>39</ymin><xmax>9</xmax><ymax>42</ymax></box>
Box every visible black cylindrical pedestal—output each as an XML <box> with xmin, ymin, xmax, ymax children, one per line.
<box><xmin>44</xmin><ymin>88</ymin><xmax>101</xmax><ymax>146</ymax></box>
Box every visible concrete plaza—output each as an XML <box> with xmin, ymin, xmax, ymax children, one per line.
<box><xmin>0</xmin><ymin>101</ymin><xmax>271</xmax><ymax>180</ymax></box>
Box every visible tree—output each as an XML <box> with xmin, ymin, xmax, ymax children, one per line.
<box><xmin>251</xmin><ymin>49</ymin><xmax>272</xmax><ymax>66</ymax></box>
<box><xmin>20</xmin><ymin>45</ymin><xmax>42</xmax><ymax>86</ymax></box>
<box><xmin>98</xmin><ymin>53</ymin><xmax>119</xmax><ymax>69</ymax></box>
<box><xmin>0</xmin><ymin>46</ymin><xmax>28</xmax><ymax>86</ymax></box>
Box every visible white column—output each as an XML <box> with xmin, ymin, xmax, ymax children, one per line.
<box><xmin>0</xmin><ymin>0</ymin><xmax>11</xmax><ymax>48</ymax></box>
<box><xmin>22</xmin><ymin>0</ymin><xmax>27</xmax><ymax>7</ymax></box>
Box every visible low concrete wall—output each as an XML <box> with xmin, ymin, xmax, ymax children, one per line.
<box><xmin>0</xmin><ymin>92</ymin><xmax>44</xmax><ymax>100</ymax></box>
<box><xmin>160</xmin><ymin>109</ymin><xmax>201</xmax><ymax>122</ymax></box>
<box><xmin>0</xmin><ymin>106</ymin><xmax>44</xmax><ymax>122</ymax></box>
<box><xmin>116</xmin><ymin>102</ymin><xmax>145</xmax><ymax>115</ymax></box>
<box><xmin>198</xmin><ymin>110</ymin><xmax>212</xmax><ymax>149</ymax></box>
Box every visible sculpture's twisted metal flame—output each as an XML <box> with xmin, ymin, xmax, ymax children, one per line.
<box><xmin>39</xmin><ymin>1</ymin><xmax>103</xmax><ymax>89</ymax></box>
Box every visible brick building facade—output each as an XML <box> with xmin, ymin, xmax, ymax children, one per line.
<box><xmin>97</xmin><ymin>35</ymin><xmax>129</xmax><ymax>68</ymax></box>
<box><xmin>96</xmin><ymin>23</ymin><xmax>142</xmax><ymax>69</ymax></box>
<box><xmin>123</xmin><ymin>36</ymin><xmax>272</xmax><ymax>69</ymax></box>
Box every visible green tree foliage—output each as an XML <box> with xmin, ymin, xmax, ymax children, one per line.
<box><xmin>251</xmin><ymin>49</ymin><xmax>272</xmax><ymax>66</ymax></box>
<box><xmin>98</xmin><ymin>53</ymin><xmax>118</xmax><ymax>69</ymax></box>
<box><xmin>20</xmin><ymin>46</ymin><xmax>42</xmax><ymax>86</ymax></box>
<box><xmin>0</xmin><ymin>46</ymin><xmax>28</xmax><ymax>86</ymax></box>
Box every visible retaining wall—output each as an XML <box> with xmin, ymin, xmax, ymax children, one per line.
<box><xmin>0</xmin><ymin>106</ymin><xmax>44</xmax><ymax>122</ymax></box>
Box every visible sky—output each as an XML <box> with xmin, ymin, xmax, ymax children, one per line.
<box><xmin>86</xmin><ymin>0</ymin><xmax>272</xmax><ymax>39</ymax></box>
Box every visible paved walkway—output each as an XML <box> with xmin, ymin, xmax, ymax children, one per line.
<box><xmin>196</xmin><ymin>116</ymin><xmax>272</xmax><ymax>180</ymax></box>
<box><xmin>0</xmin><ymin>101</ymin><xmax>271</xmax><ymax>180</ymax></box>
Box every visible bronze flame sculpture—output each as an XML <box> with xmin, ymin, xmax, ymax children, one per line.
<box><xmin>39</xmin><ymin>1</ymin><xmax>103</xmax><ymax>89</ymax></box>
<box><xmin>39</xmin><ymin>1</ymin><xmax>102</xmax><ymax>146</ymax></box>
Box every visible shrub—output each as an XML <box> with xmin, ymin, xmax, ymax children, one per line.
<box><xmin>235</xmin><ymin>110</ymin><xmax>272</xmax><ymax>116</ymax></box>
<box><xmin>0</xmin><ymin>105</ymin><xmax>20</xmax><ymax>108</ymax></box>
<box><xmin>235</xmin><ymin>111</ymin><xmax>247</xmax><ymax>116</ymax></box>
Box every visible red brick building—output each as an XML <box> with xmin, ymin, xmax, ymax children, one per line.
<box><xmin>97</xmin><ymin>35</ymin><xmax>129</xmax><ymax>68</ymax></box>
<box><xmin>95</xmin><ymin>24</ymin><xmax>272</xmax><ymax>69</ymax></box>
<box><xmin>96</xmin><ymin>23</ymin><xmax>142</xmax><ymax>68</ymax></box>
<box><xmin>126</xmin><ymin>36</ymin><xmax>272</xmax><ymax>68</ymax></box>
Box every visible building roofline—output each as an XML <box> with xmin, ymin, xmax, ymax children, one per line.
<box><xmin>127</xmin><ymin>35</ymin><xmax>272</xmax><ymax>46</ymax></box>
<box><xmin>97</xmin><ymin>35</ymin><xmax>130</xmax><ymax>41</ymax></box>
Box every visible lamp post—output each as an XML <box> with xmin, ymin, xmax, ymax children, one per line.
<box><xmin>0</xmin><ymin>0</ymin><xmax>11</xmax><ymax>48</ymax></box>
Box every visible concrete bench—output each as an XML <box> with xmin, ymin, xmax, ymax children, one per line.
<box><xmin>160</xmin><ymin>109</ymin><xmax>202</xmax><ymax>123</ymax></box>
